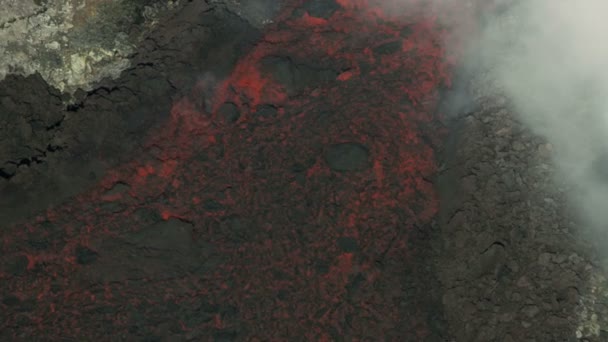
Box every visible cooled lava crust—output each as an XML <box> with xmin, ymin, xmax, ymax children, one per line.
<box><xmin>1</xmin><ymin>0</ymin><xmax>479</xmax><ymax>340</ymax></box>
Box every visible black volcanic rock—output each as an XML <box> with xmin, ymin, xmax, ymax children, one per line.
<box><xmin>325</xmin><ymin>142</ymin><xmax>370</xmax><ymax>172</ymax></box>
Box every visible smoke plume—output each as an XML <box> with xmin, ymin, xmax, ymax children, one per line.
<box><xmin>463</xmin><ymin>1</ymin><xmax>608</xmax><ymax>234</ymax></box>
<box><xmin>375</xmin><ymin>0</ymin><xmax>608</xmax><ymax>235</ymax></box>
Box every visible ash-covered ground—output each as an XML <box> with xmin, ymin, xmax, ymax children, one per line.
<box><xmin>0</xmin><ymin>0</ymin><xmax>605</xmax><ymax>341</ymax></box>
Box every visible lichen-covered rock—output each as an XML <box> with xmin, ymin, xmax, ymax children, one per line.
<box><xmin>0</xmin><ymin>0</ymin><xmax>183</xmax><ymax>94</ymax></box>
<box><xmin>0</xmin><ymin>0</ymin><xmax>279</xmax><ymax>95</ymax></box>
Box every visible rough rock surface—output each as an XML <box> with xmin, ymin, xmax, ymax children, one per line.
<box><xmin>4</xmin><ymin>0</ymin><xmax>607</xmax><ymax>340</ymax></box>
<box><xmin>0</xmin><ymin>0</ymin><xmax>263</xmax><ymax>226</ymax></box>
<box><xmin>0</xmin><ymin>0</ymin><xmax>278</xmax><ymax>95</ymax></box>
<box><xmin>0</xmin><ymin>0</ymin><xmax>187</xmax><ymax>94</ymax></box>
<box><xmin>436</xmin><ymin>79</ymin><xmax>608</xmax><ymax>340</ymax></box>
<box><xmin>0</xmin><ymin>0</ymin><xmax>460</xmax><ymax>340</ymax></box>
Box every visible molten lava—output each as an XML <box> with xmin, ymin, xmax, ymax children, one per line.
<box><xmin>1</xmin><ymin>0</ymin><xmax>478</xmax><ymax>339</ymax></box>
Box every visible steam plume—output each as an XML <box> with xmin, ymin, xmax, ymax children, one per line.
<box><xmin>465</xmin><ymin>1</ymin><xmax>608</xmax><ymax>233</ymax></box>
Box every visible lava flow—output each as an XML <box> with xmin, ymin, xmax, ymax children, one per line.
<box><xmin>1</xmin><ymin>0</ymin><xmax>477</xmax><ymax>340</ymax></box>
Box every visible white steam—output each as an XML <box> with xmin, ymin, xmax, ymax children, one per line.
<box><xmin>470</xmin><ymin>1</ymin><xmax>608</xmax><ymax>230</ymax></box>
<box><xmin>381</xmin><ymin>0</ymin><xmax>608</xmax><ymax>231</ymax></box>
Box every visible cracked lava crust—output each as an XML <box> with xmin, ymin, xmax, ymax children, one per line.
<box><xmin>0</xmin><ymin>0</ymin><xmax>479</xmax><ymax>340</ymax></box>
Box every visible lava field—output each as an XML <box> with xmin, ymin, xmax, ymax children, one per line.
<box><xmin>0</xmin><ymin>0</ymin><xmax>547</xmax><ymax>341</ymax></box>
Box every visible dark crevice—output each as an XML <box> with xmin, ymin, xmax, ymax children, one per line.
<box><xmin>67</xmin><ymin>102</ymin><xmax>84</xmax><ymax>112</ymax></box>
<box><xmin>46</xmin><ymin>144</ymin><xmax>63</xmax><ymax>152</ymax></box>
<box><xmin>0</xmin><ymin>168</ymin><xmax>13</xmax><ymax>179</ymax></box>
<box><xmin>1</xmin><ymin>143</ymin><xmax>66</xmax><ymax>180</ymax></box>
<box><xmin>480</xmin><ymin>241</ymin><xmax>507</xmax><ymax>255</ymax></box>
<box><xmin>45</xmin><ymin>115</ymin><xmax>65</xmax><ymax>131</ymax></box>
<box><xmin>86</xmin><ymin>85</ymin><xmax>120</xmax><ymax>97</ymax></box>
